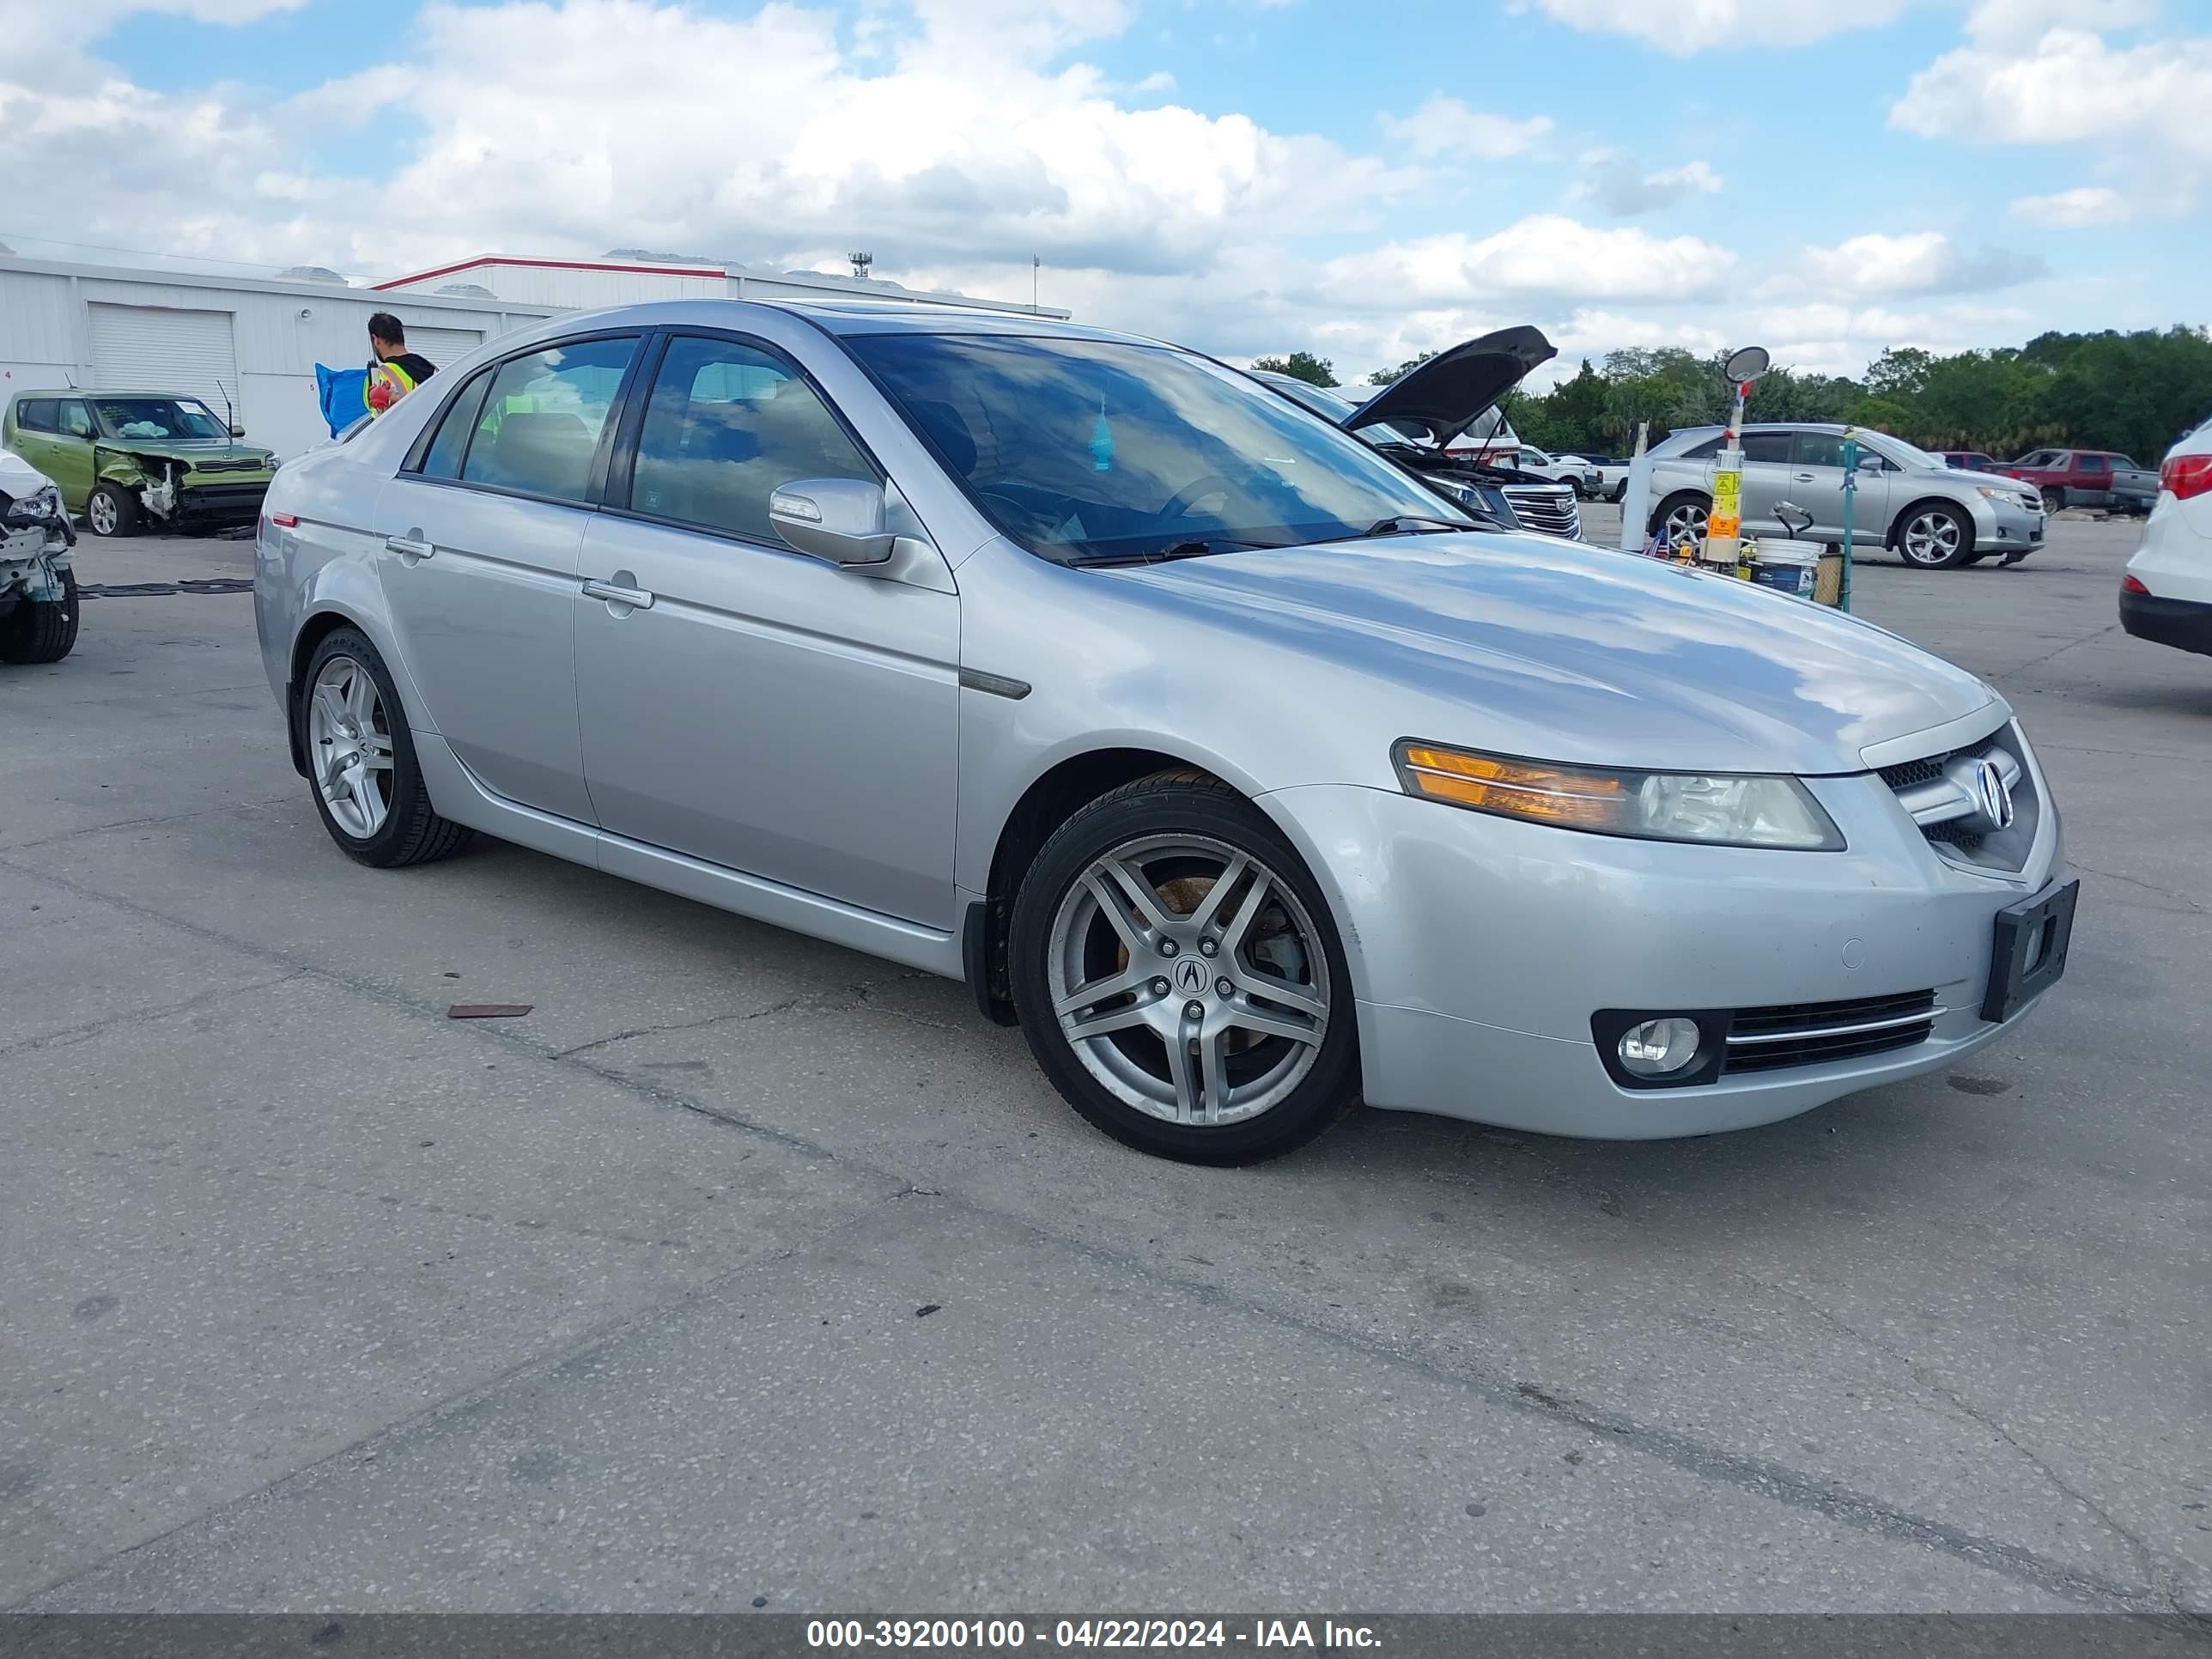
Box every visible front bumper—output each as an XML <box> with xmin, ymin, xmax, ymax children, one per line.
<box><xmin>173</xmin><ymin>480</ymin><xmax>272</xmax><ymax>525</ymax></box>
<box><xmin>1262</xmin><ymin>754</ymin><xmax>2065</xmax><ymax>1139</ymax></box>
<box><xmin>1977</xmin><ymin>495</ymin><xmax>2045</xmax><ymax>556</ymax></box>
<box><xmin>2120</xmin><ymin>585</ymin><xmax>2212</xmax><ymax>657</ymax></box>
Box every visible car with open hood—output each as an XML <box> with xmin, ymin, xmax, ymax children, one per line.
<box><xmin>1254</xmin><ymin>331</ymin><xmax>1585</xmax><ymax>540</ymax></box>
<box><xmin>253</xmin><ymin>299</ymin><xmax>2075</xmax><ymax>1164</ymax></box>
<box><xmin>4</xmin><ymin>390</ymin><xmax>277</xmax><ymax>537</ymax></box>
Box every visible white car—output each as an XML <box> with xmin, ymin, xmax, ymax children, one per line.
<box><xmin>2119</xmin><ymin>420</ymin><xmax>2212</xmax><ymax>659</ymax></box>
<box><xmin>1507</xmin><ymin>447</ymin><xmax>1603</xmax><ymax>497</ymax></box>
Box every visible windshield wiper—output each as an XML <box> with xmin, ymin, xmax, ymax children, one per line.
<box><xmin>1067</xmin><ymin>537</ymin><xmax>1271</xmax><ymax>568</ymax></box>
<box><xmin>1364</xmin><ymin>515</ymin><xmax>1473</xmax><ymax>537</ymax></box>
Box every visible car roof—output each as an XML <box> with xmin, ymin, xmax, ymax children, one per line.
<box><xmin>518</xmin><ymin>295</ymin><xmax>1159</xmax><ymax>349</ymax></box>
<box><xmin>12</xmin><ymin>389</ymin><xmax>216</xmax><ymax>400</ymax></box>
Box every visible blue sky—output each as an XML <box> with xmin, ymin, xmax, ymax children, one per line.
<box><xmin>5</xmin><ymin>0</ymin><xmax>2204</xmax><ymax>385</ymax></box>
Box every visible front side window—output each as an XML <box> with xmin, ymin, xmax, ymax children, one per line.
<box><xmin>844</xmin><ymin>332</ymin><xmax>1472</xmax><ymax>563</ymax></box>
<box><xmin>628</xmin><ymin>336</ymin><xmax>878</xmax><ymax>543</ymax></box>
<box><xmin>90</xmin><ymin>398</ymin><xmax>227</xmax><ymax>441</ymax></box>
<box><xmin>59</xmin><ymin>402</ymin><xmax>94</xmax><ymax>439</ymax></box>
<box><xmin>1795</xmin><ymin>433</ymin><xmax>1845</xmax><ymax>470</ymax></box>
<box><xmin>459</xmin><ymin>337</ymin><xmax>638</xmax><ymax>503</ymax></box>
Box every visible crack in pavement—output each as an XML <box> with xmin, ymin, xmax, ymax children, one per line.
<box><xmin>2069</xmin><ymin>864</ymin><xmax>2207</xmax><ymax>916</ymax></box>
<box><xmin>0</xmin><ymin>851</ymin><xmax>2185</xmax><ymax>1615</ymax></box>
<box><xmin>2</xmin><ymin>795</ymin><xmax>301</xmax><ymax>856</ymax></box>
<box><xmin>0</xmin><ymin>970</ymin><xmax>307</xmax><ymax>1060</ymax></box>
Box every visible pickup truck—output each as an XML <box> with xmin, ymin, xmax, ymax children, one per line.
<box><xmin>2002</xmin><ymin>448</ymin><xmax>2158</xmax><ymax>514</ymax></box>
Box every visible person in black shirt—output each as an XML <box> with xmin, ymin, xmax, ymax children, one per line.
<box><xmin>365</xmin><ymin>312</ymin><xmax>438</xmax><ymax>415</ymax></box>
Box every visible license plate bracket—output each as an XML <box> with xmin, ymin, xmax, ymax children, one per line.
<box><xmin>1981</xmin><ymin>877</ymin><xmax>2079</xmax><ymax>1023</ymax></box>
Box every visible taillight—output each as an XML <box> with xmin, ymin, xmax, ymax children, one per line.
<box><xmin>2122</xmin><ymin>574</ymin><xmax>2149</xmax><ymax>595</ymax></box>
<box><xmin>2160</xmin><ymin>453</ymin><xmax>2212</xmax><ymax>501</ymax></box>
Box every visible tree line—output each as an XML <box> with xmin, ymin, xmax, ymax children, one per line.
<box><xmin>1261</xmin><ymin>329</ymin><xmax>2212</xmax><ymax>466</ymax></box>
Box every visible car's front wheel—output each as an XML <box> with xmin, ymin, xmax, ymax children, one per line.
<box><xmin>1896</xmin><ymin>502</ymin><xmax>1974</xmax><ymax>569</ymax></box>
<box><xmin>1010</xmin><ymin>774</ymin><xmax>1358</xmax><ymax>1164</ymax></box>
<box><xmin>0</xmin><ymin>568</ymin><xmax>79</xmax><ymax>664</ymax></box>
<box><xmin>85</xmin><ymin>484</ymin><xmax>137</xmax><ymax>538</ymax></box>
<box><xmin>298</xmin><ymin>628</ymin><xmax>471</xmax><ymax>867</ymax></box>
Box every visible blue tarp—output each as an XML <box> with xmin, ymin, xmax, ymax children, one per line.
<box><xmin>314</xmin><ymin>364</ymin><xmax>369</xmax><ymax>437</ymax></box>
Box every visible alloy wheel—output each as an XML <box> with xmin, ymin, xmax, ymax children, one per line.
<box><xmin>307</xmin><ymin>654</ymin><xmax>396</xmax><ymax>838</ymax></box>
<box><xmin>87</xmin><ymin>492</ymin><xmax>117</xmax><ymax>537</ymax></box>
<box><xmin>1662</xmin><ymin>499</ymin><xmax>1709</xmax><ymax>544</ymax></box>
<box><xmin>1045</xmin><ymin>834</ymin><xmax>1330</xmax><ymax>1127</ymax></box>
<box><xmin>1900</xmin><ymin>510</ymin><xmax>1964</xmax><ymax>567</ymax></box>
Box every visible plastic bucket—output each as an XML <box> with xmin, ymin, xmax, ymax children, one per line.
<box><xmin>1749</xmin><ymin>539</ymin><xmax>1820</xmax><ymax>599</ymax></box>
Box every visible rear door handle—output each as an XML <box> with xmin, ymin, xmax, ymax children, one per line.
<box><xmin>385</xmin><ymin>532</ymin><xmax>434</xmax><ymax>559</ymax></box>
<box><xmin>582</xmin><ymin>576</ymin><xmax>654</xmax><ymax>610</ymax></box>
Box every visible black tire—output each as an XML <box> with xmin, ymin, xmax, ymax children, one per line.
<box><xmin>0</xmin><ymin>568</ymin><xmax>79</xmax><ymax>664</ymax></box>
<box><xmin>1960</xmin><ymin>552</ymin><xmax>1990</xmax><ymax>567</ymax></box>
<box><xmin>1894</xmin><ymin>501</ymin><xmax>1975</xmax><ymax>569</ymax></box>
<box><xmin>2041</xmin><ymin>489</ymin><xmax>2064</xmax><ymax>514</ymax></box>
<box><xmin>297</xmin><ymin>627</ymin><xmax>471</xmax><ymax>868</ymax></box>
<box><xmin>1649</xmin><ymin>490</ymin><xmax>1711</xmax><ymax>545</ymax></box>
<box><xmin>85</xmin><ymin>484</ymin><xmax>137</xmax><ymax>538</ymax></box>
<box><xmin>1010</xmin><ymin>773</ymin><xmax>1358</xmax><ymax>1165</ymax></box>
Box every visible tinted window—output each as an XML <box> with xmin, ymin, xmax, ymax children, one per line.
<box><xmin>1741</xmin><ymin>433</ymin><xmax>1792</xmax><ymax>465</ymax></box>
<box><xmin>1795</xmin><ymin>432</ymin><xmax>1846</xmax><ymax>469</ymax></box>
<box><xmin>459</xmin><ymin>337</ymin><xmax>638</xmax><ymax>503</ymax></box>
<box><xmin>15</xmin><ymin>399</ymin><xmax>57</xmax><ymax>434</ymax></box>
<box><xmin>418</xmin><ymin>368</ymin><xmax>495</xmax><ymax>480</ymax></box>
<box><xmin>628</xmin><ymin>336</ymin><xmax>877</xmax><ymax>542</ymax></box>
<box><xmin>59</xmin><ymin>402</ymin><xmax>94</xmax><ymax>439</ymax></box>
<box><xmin>2077</xmin><ymin>453</ymin><xmax>2108</xmax><ymax>474</ymax></box>
<box><xmin>844</xmin><ymin>332</ymin><xmax>1470</xmax><ymax>563</ymax></box>
<box><xmin>1683</xmin><ymin>435</ymin><xmax>1725</xmax><ymax>459</ymax></box>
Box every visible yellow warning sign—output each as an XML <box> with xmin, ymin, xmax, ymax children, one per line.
<box><xmin>1710</xmin><ymin>469</ymin><xmax>1741</xmax><ymax>539</ymax></box>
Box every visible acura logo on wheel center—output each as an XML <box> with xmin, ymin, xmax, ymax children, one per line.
<box><xmin>1173</xmin><ymin>956</ymin><xmax>1211</xmax><ymax>995</ymax></box>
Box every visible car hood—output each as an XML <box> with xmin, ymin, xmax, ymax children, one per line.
<box><xmin>97</xmin><ymin>438</ymin><xmax>275</xmax><ymax>467</ymax></box>
<box><xmin>0</xmin><ymin>447</ymin><xmax>58</xmax><ymax>498</ymax></box>
<box><xmin>1112</xmin><ymin>534</ymin><xmax>1996</xmax><ymax>775</ymax></box>
<box><xmin>1338</xmin><ymin>327</ymin><xmax>1556</xmax><ymax>449</ymax></box>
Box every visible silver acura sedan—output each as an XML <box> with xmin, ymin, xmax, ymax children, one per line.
<box><xmin>254</xmin><ymin>300</ymin><xmax>2077</xmax><ymax>1164</ymax></box>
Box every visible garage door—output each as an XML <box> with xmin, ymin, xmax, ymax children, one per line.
<box><xmin>403</xmin><ymin>326</ymin><xmax>484</xmax><ymax>374</ymax></box>
<box><xmin>88</xmin><ymin>304</ymin><xmax>242</xmax><ymax>423</ymax></box>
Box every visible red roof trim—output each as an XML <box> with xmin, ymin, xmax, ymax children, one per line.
<box><xmin>373</xmin><ymin>254</ymin><xmax>730</xmax><ymax>290</ymax></box>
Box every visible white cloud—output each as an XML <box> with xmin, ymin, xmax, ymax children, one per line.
<box><xmin>1574</xmin><ymin>155</ymin><xmax>1723</xmax><ymax>216</ymax></box>
<box><xmin>1528</xmin><ymin>0</ymin><xmax>1906</xmax><ymax>54</ymax></box>
<box><xmin>1770</xmin><ymin>231</ymin><xmax>2047</xmax><ymax>299</ymax></box>
<box><xmin>1964</xmin><ymin>0</ymin><xmax>2153</xmax><ymax>33</ymax></box>
<box><xmin>1314</xmin><ymin>216</ymin><xmax>1739</xmax><ymax>309</ymax></box>
<box><xmin>1378</xmin><ymin>95</ymin><xmax>1553</xmax><ymax>161</ymax></box>
<box><xmin>2008</xmin><ymin>185</ymin><xmax>2139</xmax><ymax>227</ymax></box>
<box><xmin>1891</xmin><ymin>23</ymin><xmax>2212</xmax><ymax>175</ymax></box>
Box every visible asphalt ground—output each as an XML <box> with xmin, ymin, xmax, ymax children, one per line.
<box><xmin>3</xmin><ymin>511</ymin><xmax>2207</xmax><ymax>1615</ymax></box>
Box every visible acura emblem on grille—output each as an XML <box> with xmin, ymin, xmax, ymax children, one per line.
<box><xmin>1968</xmin><ymin>758</ymin><xmax>2014</xmax><ymax>833</ymax></box>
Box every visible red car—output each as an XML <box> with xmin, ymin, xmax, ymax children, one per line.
<box><xmin>1938</xmin><ymin>450</ymin><xmax>2000</xmax><ymax>472</ymax></box>
<box><xmin>2001</xmin><ymin>448</ymin><xmax>2159</xmax><ymax>514</ymax></box>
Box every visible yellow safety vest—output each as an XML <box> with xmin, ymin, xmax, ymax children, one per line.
<box><xmin>364</xmin><ymin>359</ymin><xmax>419</xmax><ymax>416</ymax></box>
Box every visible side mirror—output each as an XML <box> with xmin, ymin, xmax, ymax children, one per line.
<box><xmin>229</xmin><ymin>424</ymin><xmax>247</xmax><ymax>438</ymax></box>
<box><xmin>769</xmin><ymin>477</ymin><xmax>896</xmax><ymax>566</ymax></box>
<box><xmin>1856</xmin><ymin>453</ymin><xmax>1885</xmax><ymax>472</ymax></box>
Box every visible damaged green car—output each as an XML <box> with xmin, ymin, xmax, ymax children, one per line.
<box><xmin>3</xmin><ymin>391</ymin><xmax>276</xmax><ymax>537</ymax></box>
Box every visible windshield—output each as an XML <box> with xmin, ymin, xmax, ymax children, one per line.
<box><xmin>91</xmin><ymin>398</ymin><xmax>228</xmax><ymax>441</ymax></box>
<box><xmin>846</xmin><ymin>332</ymin><xmax>1474</xmax><ymax>563</ymax></box>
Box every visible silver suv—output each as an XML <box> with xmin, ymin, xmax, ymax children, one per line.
<box><xmin>1621</xmin><ymin>422</ymin><xmax>2046</xmax><ymax>569</ymax></box>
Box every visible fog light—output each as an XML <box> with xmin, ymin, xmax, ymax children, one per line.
<box><xmin>1617</xmin><ymin>1018</ymin><xmax>1702</xmax><ymax>1078</ymax></box>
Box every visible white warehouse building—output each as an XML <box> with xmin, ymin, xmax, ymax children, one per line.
<box><xmin>0</xmin><ymin>251</ymin><xmax>1067</xmax><ymax>465</ymax></box>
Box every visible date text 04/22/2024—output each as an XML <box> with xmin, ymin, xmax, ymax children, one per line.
<box><xmin>805</xmin><ymin>1620</ymin><xmax>1382</xmax><ymax>1650</ymax></box>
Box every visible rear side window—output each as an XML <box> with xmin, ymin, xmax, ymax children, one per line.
<box><xmin>2077</xmin><ymin>453</ymin><xmax>2108</xmax><ymax>474</ymax></box>
<box><xmin>1682</xmin><ymin>435</ymin><xmax>1724</xmax><ymax>459</ymax></box>
<box><xmin>459</xmin><ymin>337</ymin><xmax>639</xmax><ymax>504</ymax></box>
<box><xmin>626</xmin><ymin>334</ymin><xmax>878</xmax><ymax>544</ymax></box>
<box><xmin>1741</xmin><ymin>433</ymin><xmax>1792</xmax><ymax>464</ymax></box>
<box><xmin>418</xmin><ymin>368</ymin><xmax>495</xmax><ymax>481</ymax></box>
<box><xmin>15</xmin><ymin>398</ymin><xmax>57</xmax><ymax>434</ymax></box>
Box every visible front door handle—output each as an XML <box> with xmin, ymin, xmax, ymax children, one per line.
<box><xmin>582</xmin><ymin>576</ymin><xmax>654</xmax><ymax>611</ymax></box>
<box><xmin>1792</xmin><ymin>472</ymin><xmax>1817</xmax><ymax>482</ymax></box>
<box><xmin>386</xmin><ymin>532</ymin><xmax>434</xmax><ymax>559</ymax></box>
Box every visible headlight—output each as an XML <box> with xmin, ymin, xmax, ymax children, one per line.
<box><xmin>1393</xmin><ymin>741</ymin><xmax>1845</xmax><ymax>850</ymax></box>
<box><xmin>1978</xmin><ymin>485</ymin><xmax>2031</xmax><ymax>507</ymax></box>
<box><xmin>2</xmin><ymin>484</ymin><xmax>62</xmax><ymax>526</ymax></box>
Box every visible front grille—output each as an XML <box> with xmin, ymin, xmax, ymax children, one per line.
<box><xmin>177</xmin><ymin>483</ymin><xmax>269</xmax><ymax>515</ymax></box>
<box><xmin>190</xmin><ymin>459</ymin><xmax>265</xmax><ymax>475</ymax></box>
<box><xmin>1723</xmin><ymin>990</ymin><xmax>1939</xmax><ymax>1074</ymax></box>
<box><xmin>1877</xmin><ymin>724</ymin><xmax>2037</xmax><ymax>872</ymax></box>
<box><xmin>1499</xmin><ymin>483</ymin><xmax>1583</xmax><ymax>540</ymax></box>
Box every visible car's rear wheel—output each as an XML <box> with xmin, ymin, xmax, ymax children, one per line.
<box><xmin>0</xmin><ymin>568</ymin><xmax>79</xmax><ymax>664</ymax></box>
<box><xmin>1010</xmin><ymin>774</ymin><xmax>1358</xmax><ymax>1164</ymax></box>
<box><xmin>85</xmin><ymin>484</ymin><xmax>136</xmax><ymax>538</ymax></box>
<box><xmin>2041</xmin><ymin>489</ymin><xmax>2064</xmax><ymax>514</ymax></box>
<box><xmin>1897</xmin><ymin>502</ymin><xmax>1974</xmax><ymax>569</ymax></box>
<box><xmin>1650</xmin><ymin>492</ymin><xmax>1710</xmax><ymax>547</ymax></box>
<box><xmin>298</xmin><ymin>628</ymin><xmax>471</xmax><ymax>867</ymax></box>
